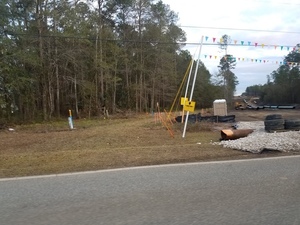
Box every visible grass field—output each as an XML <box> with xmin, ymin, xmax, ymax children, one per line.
<box><xmin>1</xmin><ymin>109</ymin><xmax>299</xmax><ymax>178</ymax></box>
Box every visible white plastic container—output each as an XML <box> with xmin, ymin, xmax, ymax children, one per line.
<box><xmin>213</xmin><ymin>99</ymin><xmax>227</xmax><ymax>116</ymax></box>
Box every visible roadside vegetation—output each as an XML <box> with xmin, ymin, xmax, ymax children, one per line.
<box><xmin>1</xmin><ymin>1</ymin><xmax>300</xmax><ymax>178</ymax></box>
<box><xmin>2</xmin><ymin>110</ymin><xmax>299</xmax><ymax>178</ymax></box>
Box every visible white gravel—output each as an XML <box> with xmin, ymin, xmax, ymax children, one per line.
<box><xmin>213</xmin><ymin>121</ymin><xmax>300</xmax><ymax>153</ymax></box>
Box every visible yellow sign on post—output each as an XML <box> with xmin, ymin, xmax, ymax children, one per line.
<box><xmin>180</xmin><ymin>97</ymin><xmax>189</xmax><ymax>106</ymax></box>
<box><xmin>184</xmin><ymin>101</ymin><xmax>196</xmax><ymax>112</ymax></box>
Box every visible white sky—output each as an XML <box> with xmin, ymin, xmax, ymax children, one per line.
<box><xmin>162</xmin><ymin>0</ymin><xmax>300</xmax><ymax>95</ymax></box>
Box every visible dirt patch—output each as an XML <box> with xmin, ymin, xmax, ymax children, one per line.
<box><xmin>0</xmin><ymin>109</ymin><xmax>299</xmax><ymax>178</ymax></box>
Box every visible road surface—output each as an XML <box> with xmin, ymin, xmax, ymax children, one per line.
<box><xmin>1</xmin><ymin>156</ymin><xmax>300</xmax><ymax>225</ymax></box>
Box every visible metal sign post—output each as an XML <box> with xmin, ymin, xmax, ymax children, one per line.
<box><xmin>182</xmin><ymin>36</ymin><xmax>204</xmax><ymax>138</ymax></box>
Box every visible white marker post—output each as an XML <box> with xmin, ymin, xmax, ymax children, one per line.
<box><xmin>68</xmin><ymin>109</ymin><xmax>74</xmax><ymax>130</ymax></box>
<box><xmin>182</xmin><ymin>36</ymin><xmax>204</xmax><ymax>138</ymax></box>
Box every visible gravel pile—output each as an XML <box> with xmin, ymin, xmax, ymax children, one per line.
<box><xmin>213</xmin><ymin>121</ymin><xmax>300</xmax><ymax>153</ymax></box>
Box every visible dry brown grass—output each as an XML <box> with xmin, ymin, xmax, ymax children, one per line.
<box><xmin>1</xmin><ymin>109</ymin><xmax>299</xmax><ymax>178</ymax></box>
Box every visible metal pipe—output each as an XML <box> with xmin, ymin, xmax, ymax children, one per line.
<box><xmin>221</xmin><ymin>129</ymin><xmax>254</xmax><ymax>140</ymax></box>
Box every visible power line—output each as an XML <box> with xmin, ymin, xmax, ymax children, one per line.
<box><xmin>247</xmin><ymin>0</ymin><xmax>300</xmax><ymax>5</ymax></box>
<box><xmin>179</xmin><ymin>26</ymin><xmax>300</xmax><ymax>34</ymax></box>
<box><xmin>7</xmin><ymin>32</ymin><xmax>299</xmax><ymax>48</ymax></box>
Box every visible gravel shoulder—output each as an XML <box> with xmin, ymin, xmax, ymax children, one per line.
<box><xmin>217</xmin><ymin>109</ymin><xmax>300</xmax><ymax>153</ymax></box>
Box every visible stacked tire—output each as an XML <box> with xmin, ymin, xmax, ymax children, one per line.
<box><xmin>284</xmin><ymin>119</ymin><xmax>300</xmax><ymax>131</ymax></box>
<box><xmin>264</xmin><ymin>114</ymin><xmax>285</xmax><ymax>132</ymax></box>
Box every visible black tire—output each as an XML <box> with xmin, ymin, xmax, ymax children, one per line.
<box><xmin>265</xmin><ymin>114</ymin><xmax>282</xmax><ymax>120</ymax></box>
<box><xmin>284</xmin><ymin>119</ymin><xmax>300</xmax><ymax>130</ymax></box>
<box><xmin>175</xmin><ymin>116</ymin><xmax>182</xmax><ymax>123</ymax></box>
<box><xmin>264</xmin><ymin>118</ymin><xmax>285</xmax><ymax>132</ymax></box>
<box><xmin>217</xmin><ymin>115</ymin><xmax>236</xmax><ymax>123</ymax></box>
<box><xmin>264</xmin><ymin>118</ymin><xmax>284</xmax><ymax>126</ymax></box>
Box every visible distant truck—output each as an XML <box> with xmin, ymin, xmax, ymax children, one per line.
<box><xmin>235</xmin><ymin>99</ymin><xmax>259</xmax><ymax>110</ymax></box>
<box><xmin>235</xmin><ymin>103</ymin><xmax>246</xmax><ymax>110</ymax></box>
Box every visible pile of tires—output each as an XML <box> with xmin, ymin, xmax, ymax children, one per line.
<box><xmin>264</xmin><ymin>114</ymin><xmax>285</xmax><ymax>132</ymax></box>
<box><xmin>264</xmin><ymin>114</ymin><xmax>300</xmax><ymax>132</ymax></box>
<box><xmin>284</xmin><ymin>119</ymin><xmax>300</xmax><ymax>131</ymax></box>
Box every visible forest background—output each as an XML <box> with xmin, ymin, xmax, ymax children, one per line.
<box><xmin>1</xmin><ymin>0</ymin><xmax>300</xmax><ymax>124</ymax></box>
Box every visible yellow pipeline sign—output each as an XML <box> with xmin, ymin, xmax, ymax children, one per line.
<box><xmin>183</xmin><ymin>101</ymin><xmax>196</xmax><ymax>112</ymax></box>
<box><xmin>180</xmin><ymin>97</ymin><xmax>189</xmax><ymax>105</ymax></box>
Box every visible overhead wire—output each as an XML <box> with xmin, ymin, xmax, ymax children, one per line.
<box><xmin>6</xmin><ymin>32</ymin><xmax>299</xmax><ymax>48</ymax></box>
<box><xmin>179</xmin><ymin>26</ymin><xmax>300</xmax><ymax>35</ymax></box>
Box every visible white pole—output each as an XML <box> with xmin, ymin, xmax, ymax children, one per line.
<box><xmin>184</xmin><ymin>49</ymin><xmax>197</xmax><ymax>101</ymax></box>
<box><xmin>181</xmin><ymin>49</ymin><xmax>197</xmax><ymax>123</ymax></box>
<box><xmin>182</xmin><ymin>36</ymin><xmax>204</xmax><ymax>138</ymax></box>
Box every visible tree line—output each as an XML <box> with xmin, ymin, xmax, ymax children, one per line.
<box><xmin>0</xmin><ymin>0</ymin><xmax>238</xmax><ymax>124</ymax></box>
<box><xmin>243</xmin><ymin>45</ymin><xmax>300</xmax><ymax>105</ymax></box>
<box><xmin>3</xmin><ymin>1</ymin><xmax>297</xmax><ymax>125</ymax></box>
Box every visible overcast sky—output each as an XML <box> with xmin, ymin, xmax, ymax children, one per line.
<box><xmin>162</xmin><ymin>0</ymin><xmax>300</xmax><ymax>95</ymax></box>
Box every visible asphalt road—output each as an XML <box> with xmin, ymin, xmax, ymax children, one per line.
<box><xmin>1</xmin><ymin>156</ymin><xmax>300</xmax><ymax>225</ymax></box>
